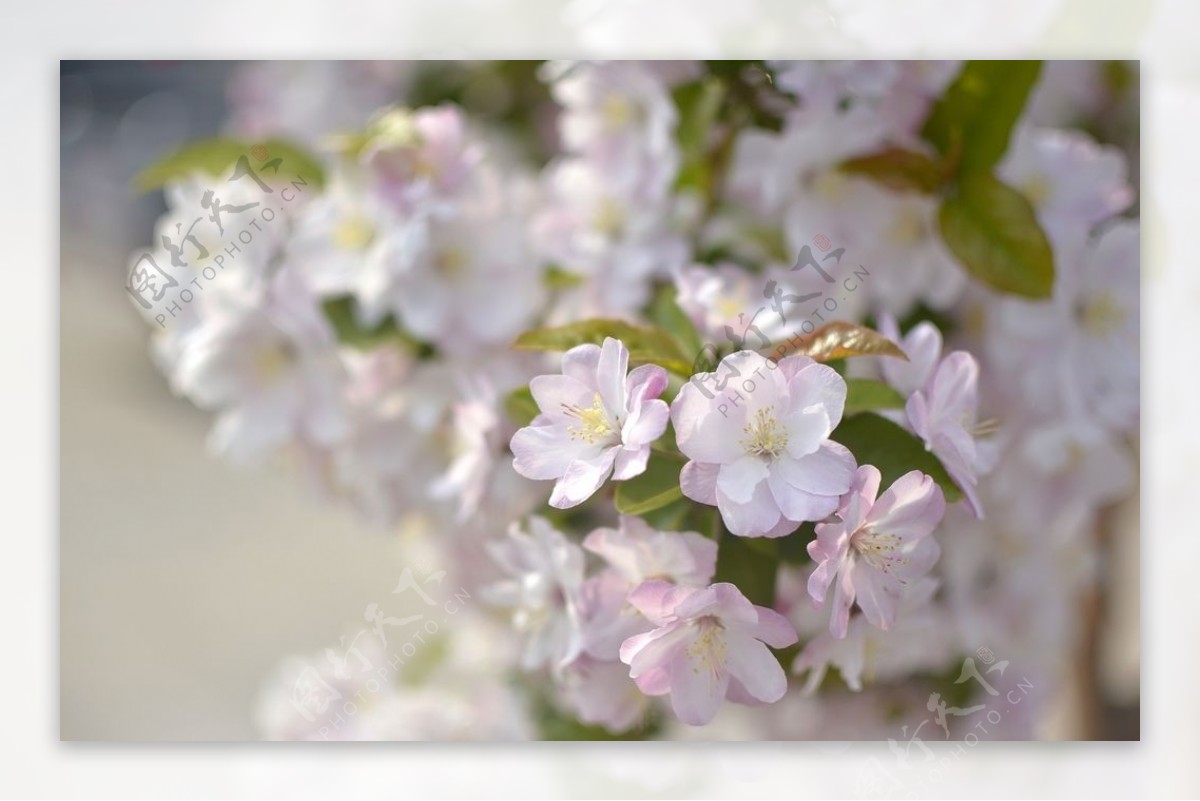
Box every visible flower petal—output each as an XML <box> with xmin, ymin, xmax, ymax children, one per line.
<box><xmin>750</xmin><ymin>605</ymin><xmax>799</xmax><ymax>649</ymax></box>
<box><xmin>530</xmin><ymin>374</ymin><xmax>596</xmax><ymax>419</ymax></box>
<box><xmin>611</xmin><ymin>444</ymin><xmax>651</xmax><ymax>481</ymax></box>
<box><xmin>717</xmin><ymin>456</ymin><xmax>771</xmax><ymax>504</ymax></box>
<box><xmin>596</xmin><ymin>337</ymin><xmax>630</xmax><ymax>419</ymax></box>
<box><xmin>768</xmin><ymin>468</ymin><xmax>841</xmax><ymax>523</ymax></box>
<box><xmin>787</xmin><ymin>362</ymin><xmax>848</xmax><ymax>430</ymax></box>
<box><xmin>775</xmin><ymin>441</ymin><xmax>857</xmax><ymax>496</ymax></box>
<box><xmin>680</xmin><ymin>460</ymin><xmax>720</xmax><ymax>505</ymax></box>
<box><xmin>716</xmin><ymin>478</ymin><xmax>783</xmax><ymax>538</ymax></box>
<box><xmin>866</xmin><ymin>469</ymin><xmax>946</xmax><ymax>542</ymax></box>
<box><xmin>561</xmin><ymin>343</ymin><xmax>601</xmax><ymax>388</ymax></box>
<box><xmin>549</xmin><ymin>448</ymin><xmax>616</xmax><ymax>508</ymax></box>
<box><xmin>668</xmin><ymin>646</ymin><xmax>730</xmax><ymax>725</ymax></box>
<box><xmin>724</xmin><ymin>632</ymin><xmax>788</xmax><ymax>703</ymax></box>
<box><xmin>622</xmin><ymin>398</ymin><xmax>669</xmax><ymax>447</ymax></box>
<box><xmin>511</xmin><ymin>423</ymin><xmax>599</xmax><ymax>480</ymax></box>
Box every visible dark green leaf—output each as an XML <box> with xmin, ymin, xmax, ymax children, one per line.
<box><xmin>839</xmin><ymin>146</ymin><xmax>948</xmax><ymax>194</ymax></box>
<box><xmin>938</xmin><ymin>172</ymin><xmax>1055</xmax><ymax>298</ymax></box>
<box><xmin>513</xmin><ymin>319</ymin><xmax>694</xmax><ymax>376</ymax></box>
<box><xmin>844</xmin><ymin>378</ymin><xmax>907</xmax><ymax>417</ymax></box>
<box><xmin>921</xmin><ymin>60</ymin><xmax>1042</xmax><ymax>175</ymax></box>
<box><xmin>614</xmin><ymin>452</ymin><xmax>684</xmax><ymax>516</ymax></box>
<box><xmin>135</xmin><ymin>137</ymin><xmax>326</xmax><ymax>192</ymax></box>
<box><xmin>504</xmin><ymin>387</ymin><xmax>539</xmax><ymax>427</ymax></box>
<box><xmin>321</xmin><ymin>297</ymin><xmax>406</xmax><ymax>350</ymax></box>
<box><xmin>638</xmin><ymin>496</ymin><xmax>693</xmax><ymax>531</ymax></box>
<box><xmin>833</xmin><ymin>412</ymin><xmax>963</xmax><ymax>503</ymax></box>
<box><xmin>672</xmin><ymin>77</ymin><xmax>727</xmax><ymax>196</ymax></box>
<box><xmin>714</xmin><ymin>523</ymin><xmax>778</xmax><ymax>608</ymax></box>
<box><xmin>776</xmin><ymin>522</ymin><xmax>815</xmax><ymax>565</ymax></box>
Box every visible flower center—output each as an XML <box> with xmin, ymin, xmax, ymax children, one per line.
<box><xmin>887</xmin><ymin>204</ymin><xmax>926</xmax><ymax>247</ymax></box>
<box><xmin>255</xmin><ymin>341</ymin><xmax>293</xmax><ymax>381</ymax></box>
<box><xmin>685</xmin><ymin>616</ymin><xmax>726</xmax><ymax>674</ymax></box>
<box><xmin>562</xmin><ymin>393</ymin><xmax>616</xmax><ymax>445</ymax></box>
<box><xmin>436</xmin><ymin>248</ymin><xmax>467</xmax><ymax>278</ymax></box>
<box><xmin>592</xmin><ymin>197</ymin><xmax>626</xmax><ymax>237</ymax></box>
<box><xmin>1021</xmin><ymin>173</ymin><xmax>1052</xmax><ymax>207</ymax></box>
<box><xmin>601</xmin><ymin>95</ymin><xmax>637</xmax><ymax>130</ymax></box>
<box><xmin>332</xmin><ymin>214</ymin><xmax>376</xmax><ymax>250</ymax></box>
<box><xmin>741</xmin><ymin>407</ymin><xmax>789</xmax><ymax>459</ymax></box>
<box><xmin>851</xmin><ymin>528</ymin><xmax>908</xmax><ymax>578</ymax></box>
<box><xmin>1075</xmin><ymin>292</ymin><xmax>1126</xmax><ymax>337</ymax></box>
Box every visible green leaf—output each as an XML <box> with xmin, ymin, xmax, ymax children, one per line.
<box><xmin>672</xmin><ymin>77</ymin><xmax>727</xmax><ymax>196</ymax></box>
<box><xmin>650</xmin><ymin>284</ymin><xmax>704</xmax><ymax>363</ymax></box>
<box><xmin>614</xmin><ymin>452</ymin><xmax>684</xmax><ymax>516</ymax></box>
<box><xmin>321</xmin><ymin>297</ymin><xmax>405</xmax><ymax>350</ymax></box>
<box><xmin>938</xmin><ymin>172</ymin><xmax>1055</xmax><ymax>298</ymax></box>
<box><xmin>504</xmin><ymin>387</ymin><xmax>539</xmax><ymax>427</ymax></box>
<box><xmin>544</xmin><ymin>265</ymin><xmax>584</xmax><ymax>290</ymax></box>
<box><xmin>713</xmin><ymin>523</ymin><xmax>778</xmax><ymax>608</ymax></box>
<box><xmin>135</xmin><ymin>137</ymin><xmax>326</xmax><ymax>193</ymax></box>
<box><xmin>775</xmin><ymin>522</ymin><xmax>815</xmax><ymax>565</ymax></box>
<box><xmin>844</xmin><ymin>378</ymin><xmax>906</xmax><ymax>417</ymax></box>
<box><xmin>638</xmin><ymin>496</ymin><xmax>692</xmax><ymax>531</ymax></box>
<box><xmin>838</xmin><ymin>146</ymin><xmax>948</xmax><ymax>194</ymax></box>
<box><xmin>833</xmin><ymin>412</ymin><xmax>963</xmax><ymax>503</ymax></box>
<box><xmin>921</xmin><ymin>60</ymin><xmax>1042</xmax><ymax>175</ymax></box>
<box><xmin>513</xmin><ymin>319</ymin><xmax>694</xmax><ymax>376</ymax></box>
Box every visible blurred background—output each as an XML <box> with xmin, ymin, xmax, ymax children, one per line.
<box><xmin>60</xmin><ymin>62</ymin><xmax>414</xmax><ymax>740</ymax></box>
<box><xmin>59</xmin><ymin>60</ymin><xmax>1139</xmax><ymax>741</ymax></box>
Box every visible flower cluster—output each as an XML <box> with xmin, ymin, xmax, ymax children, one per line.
<box><xmin>129</xmin><ymin>60</ymin><xmax>1138</xmax><ymax>740</ymax></box>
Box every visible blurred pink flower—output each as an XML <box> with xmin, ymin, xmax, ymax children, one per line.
<box><xmin>619</xmin><ymin>580</ymin><xmax>798</xmax><ymax>726</ymax></box>
<box><xmin>511</xmin><ymin>337</ymin><xmax>669</xmax><ymax>508</ymax></box>
<box><xmin>483</xmin><ymin>517</ymin><xmax>586</xmax><ymax>672</ymax></box>
<box><xmin>807</xmin><ymin>465</ymin><xmax>945</xmax><ymax>639</ymax></box>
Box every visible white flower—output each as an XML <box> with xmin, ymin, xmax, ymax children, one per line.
<box><xmin>511</xmin><ymin>337</ymin><xmax>670</xmax><ymax>509</ymax></box>
<box><xmin>483</xmin><ymin>517</ymin><xmax>586</xmax><ymax>671</ymax></box>
<box><xmin>671</xmin><ymin>350</ymin><xmax>857</xmax><ymax>538</ymax></box>
<box><xmin>165</xmin><ymin>267</ymin><xmax>348</xmax><ymax>463</ymax></box>
<box><xmin>986</xmin><ymin>221</ymin><xmax>1139</xmax><ymax>433</ymax></box>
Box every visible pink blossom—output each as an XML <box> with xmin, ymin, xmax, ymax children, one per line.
<box><xmin>876</xmin><ymin>314</ymin><xmax>943</xmax><ymax>399</ymax></box>
<box><xmin>671</xmin><ymin>350</ymin><xmax>856</xmax><ymax>538</ymax></box>
<box><xmin>807</xmin><ymin>465</ymin><xmax>945</xmax><ymax>639</ymax></box>
<box><xmin>583</xmin><ymin>515</ymin><xmax>717</xmax><ymax>588</ymax></box>
<box><xmin>578</xmin><ymin>516</ymin><xmax>717</xmax><ymax>659</ymax></box>
<box><xmin>511</xmin><ymin>337</ymin><xmax>670</xmax><ymax>508</ymax></box>
<box><xmin>557</xmin><ymin>655</ymin><xmax>651</xmax><ymax>734</ymax></box>
<box><xmin>361</xmin><ymin>104</ymin><xmax>482</xmax><ymax>214</ymax></box>
<box><xmin>619</xmin><ymin>580</ymin><xmax>798</xmax><ymax>726</ymax></box>
<box><xmin>905</xmin><ymin>351</ymin><xmax>984</xmax><ymax>517</ymax></box>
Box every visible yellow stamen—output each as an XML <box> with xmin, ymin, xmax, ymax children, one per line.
<box><xmin>686</xmin><ymin>616</ymin><xmax>726</xmax><ymax>675</ymax></box>
<box><xmin>1076</xmin><ymin>292</ymin><xmax>1126</xmax><ymax>337</ymax></box>
<box><xmin>562</xmin><ymin>394</ymin><xmax>615</xmax><ymax>445</ymax></box>
<box><xmin>741</xmin><ymin>407</ymin><xmax>789</xmax><ymax>459</ymax></box>
<box><xmin>331</xmin><ymin>215</ymin><xmax>376</xmax><ymax>250</ymax></box>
